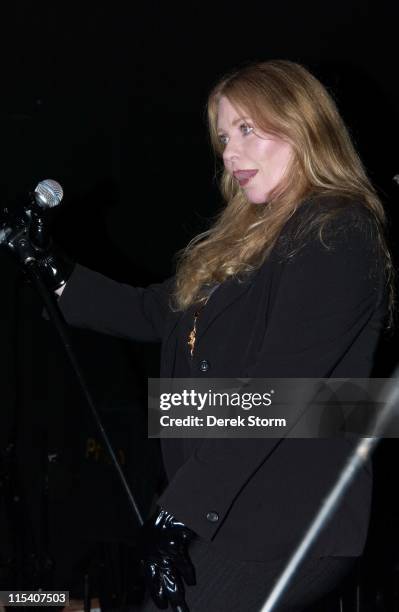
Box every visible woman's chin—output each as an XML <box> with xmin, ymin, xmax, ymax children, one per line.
<box><xmin>247</xmin><ymin>193</ymin><xmax>269</xmax><ymax>205</ymax></box>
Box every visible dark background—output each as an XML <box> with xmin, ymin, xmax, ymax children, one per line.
<box><xmin>0</xmin><ymin>0</ymin><xmax>399</xmax><ymax>607</ymax></box>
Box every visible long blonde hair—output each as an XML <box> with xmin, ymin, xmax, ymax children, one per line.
<box><xmin>173</xmin><ymin>60</ymin><xmax>393</xmax><ymax>316</ymax></box>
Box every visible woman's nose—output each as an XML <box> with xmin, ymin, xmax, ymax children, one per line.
<box><xmin>223</xmin><ymin>138</ymin><xmax>240</xmax><ymax>164</ymax></box>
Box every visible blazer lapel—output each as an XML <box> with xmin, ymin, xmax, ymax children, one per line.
<box><xmin>161</xmin><ymin>271</ymin><xmax>256</xmax><ymax>376</ymax></box>
<box><xmin>163</xmin><ymin>310</ymin><xmax>183</xmax><ymax>349</ymax></box>
<box><xmin>197</xmin><ymin>274</ymin><xmax>254</xmax><ymax>340</ymax></box>
<box><xmin>159</xmin><ymin>308</ymin><xmax>183</xmax><ymax>378</ymax></box>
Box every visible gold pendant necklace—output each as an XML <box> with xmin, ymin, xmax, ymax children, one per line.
<box><xmin>187</xmin><ymin>285</ymin><xmax>219</xmax><ymax>358</ymax></box>
<box><xmin>187</xmin><ymin>310</ymin><xmax>201</xmax><ymax>358</ymax></box>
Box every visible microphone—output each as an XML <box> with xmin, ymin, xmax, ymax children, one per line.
<box><xmin>29</xmin><ymin>179</ymin><xmax>64</xmax><ymax>250</ymax></box>
<box><xmin>0</xmin><ymin>179</ymin><xmax>70</xmax><ymax>282</ymax></box>
<box><xmin>0</xmin><ymin>179</ymin><xmax>63</xmax><ymax>253</ymax></box>
<box><xmin>34</xmin><ymin>179</ymin><xmax>64</xmax><ymax>209</ymax></box>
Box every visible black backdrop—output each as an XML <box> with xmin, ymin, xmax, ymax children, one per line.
<box><xmin>1</xmin><ymin>0</ymin><xmax>399</xmax><ymax>606</ymax></box>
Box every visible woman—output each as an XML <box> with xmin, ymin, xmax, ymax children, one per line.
<box><xmin>51</xmin><ymin>61</ymin><xmax>392</xmax><ymax>610</ymax></box>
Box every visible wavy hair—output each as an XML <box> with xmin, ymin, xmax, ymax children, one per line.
<box><xmin>173</xmin><ymin>60</ymin><xmax>394</xmax><ymax>321</ymax></box>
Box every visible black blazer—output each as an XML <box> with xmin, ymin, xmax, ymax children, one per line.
<box><xmin>58</xmin><ymin>197</ymin><xmax>387</xmax><ymax>562</ymax></box>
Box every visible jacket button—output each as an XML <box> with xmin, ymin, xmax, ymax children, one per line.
<box><xmin>206</xmin><ymin>511</ymin><xmax>219</xmax><ymax>523</ymax></box>
<box><xmin>199</xmin><ymin>359</ymin><xmax>210</xmax><ymax>372</ymax></box>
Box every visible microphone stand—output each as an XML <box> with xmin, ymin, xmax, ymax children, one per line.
<box><xmin>259</xmin><ymin>374</ymin><xmax>399</xmax><ymax>612</ymax></box>
<box><xmin>6</xmin><ymin>230</ymin><xmax>144</xmax><ymax>529</ymax></box>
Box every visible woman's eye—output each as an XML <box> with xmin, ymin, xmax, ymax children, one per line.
<box><xmin>217</xmin><ymin>123</ymin><xmax>253</xmax><ymax>146</ymax></box>
<box><xmin>240</xmin><ymin>123</ymin><xmax>254</xmax><ymax>136</ymax></box>
<box><xmin>218</xmin><ymin>134</ymin><xmax>229</xmax><ymax>146</ymax></box>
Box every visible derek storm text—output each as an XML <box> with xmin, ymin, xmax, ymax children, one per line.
<box><xmin>159</xmin><ymin>415</ymin><xmax>287</xmax><ymax>428</ymax></box>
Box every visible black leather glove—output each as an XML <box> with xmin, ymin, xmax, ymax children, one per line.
<box><xmin>140</xmin><ymin>508</ymin><xmax>196</xmax><ymax>611</ymax></box>
<box><xmin>35</xmin><ymin>246</ymin><xmax>75</xmax><ymax>292</ymax></box>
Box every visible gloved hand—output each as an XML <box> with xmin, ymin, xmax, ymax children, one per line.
<box><xmin>4</xmin><ymin>211</ymin><xmax>74</xmax><ymax>293</ymax></box>
<box><xmin>140</xmin><ymin>507</ymin><xmax>196</xmax><ymax>611</ymax></box>
<box><xmin>35</xmin><ymin>245</ymin><xmax>75</xmax><ymax>292</ymax></box>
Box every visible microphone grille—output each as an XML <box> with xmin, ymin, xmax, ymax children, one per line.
<box><xmin>34</xmin><ymin>179</ymin><xmax>64</xmax><ymax>208</ymax></box>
